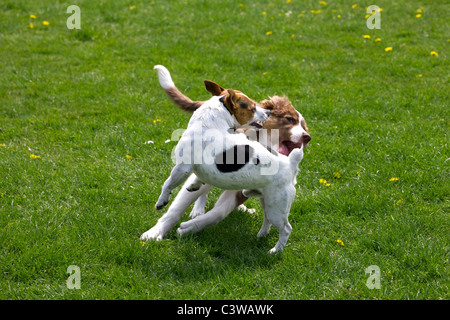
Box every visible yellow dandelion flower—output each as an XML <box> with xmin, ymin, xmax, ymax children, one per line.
<box><xmin>30</xmin><ymin>154</ymin><xmax>41</xmax><ymax>159</ymax></box>
<box><xmin>375</xmin><ymin>37</ymin><xmax>381</xmax><ymax>42</ymax></box>
<box><xmin>416</xmin><ymin>14</ymin><xmax>422</xmax><ymax>18</ymax></box>
<box><xmin>140</xmin><ymin>241</ymin><xmax>147</xmax><ymax>246</ymax></box>
<box><xmin>265</xmin><ymin>31</ymin><xmax>272</xmax><ymax>35</ymax></box>
<box><xmin>416</xmin><ymin>74</ymin><xmax>422</xmax><ymax>77</ymax></box>
<box><xmin>291</xmin><ymin>34</ymin><xmax>295</xmax><ymax>39</ymax></box>
<box><xmin>389</xmin><ymin>177</ymin><xmax>399</xmax><ymax>182</ymax></box>
<box><xmin>337</xmin><ymin>14</ymin><xmax>341</xmax><ymax>18</ymax></box>
<box><xmin>29</xmin><ymin>23</ymin><xmax>34</xmax><ymax>29</ymax></box>
<box><xmin>325</xmin><ymin>183</ymin><xmax>331</xmax><ymax>187</ymax></box>
<box><xmin>416</xmin><ymin>9</ymin><xmax>422</xmax><ymax>13</ymax></box>
<box><xmin>129</xmin><ymin>5</ymin><xmax>136</xmax><ymax>10</ymax></box>
<box><xmin>263</xmin><ymin>72</ymin><xmax>268</xmax><ymax>76</ymax></box>
<box><xmin>333</xmin><ymin>172</ymin><xmax>341</xmax><ymax>179</ymax></box>
<box><xmin>262</xmin><ymin>11</ymin><xmax>266</xmax><ymax>15</ymax></box>
<box><xmin>30</xmin><ymin>14</ymin><xmax>36</xmax><ymax>19</ymax></box>
<box><xmin>352</xmin><ymin>4</ymin><xmax>357</xmax><ymax>9</ymax></box>
<box><xmin>336</xmin><ymin>239</ymin><xmax>344</xmax><ymax>246</ymax></box>
<box><xmin>320</xmin><ymin>1</ymin><xmax>327</xmax><ymax>6</ymax></box>
<box><xmin>286</xmin><ymin>0</ymin><xmax>291</xmax><ymax>3</ymax></box>
<box><xmin>365</xmin><ymin>14</ymin><xmax>370</xmax><ymax>19</ymax></box>
<box><xmin>385</xmin><ymin>46</ymin><xmax>393</xmax><ymax>52</ymax></box>
<box><xmin>319</xmin><ymin>179</ymin><xmax>327</xmax><ymax>184</ymax></box>
<box><xmin>396</xmin><ymin>199</ymin><xmax>403</xmax><ymax>206</ymax></box>
<box><xmin>363</xmin><ymin>35</ymin><xmax>371</xmax><ymax>39</ymax></box>
<box><xmin>125</xmin><ymin>155</ymin><xmax>133</xmax><ymax>159</ymax></box>
<box><xmin>43</xmin><ymin>21</ymin><xmax>50</xmax><ymax>26</ymax></box>
<box><xmin>239</xmin><ymin>3</ymin><xmax>244</xmax><ymax>8</ymax></box>
<box><xmin>153</xmin><ymin>119</ymin><xmax>162</xmax><ymax>124</ymax></box>
<box><xmin>430</xmin><ymin>51</ymin><xmax>438</xmax><ymax>57</ymax></box>
<box><xmin>310</xmin><ymin>9</ymin><xmax>322</xmax><ymax>14</ymax></box>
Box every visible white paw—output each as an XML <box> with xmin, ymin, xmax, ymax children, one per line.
<box><xmin>189</xmin><ymin>207</ymin><xmax>205</xmax><ymax>219</ymax></box>
<box><xmin>237</xmin><ymin>204</ymin><xmax>256</xmax><ymax>214</ymax></box>
<box><xmin>155</xmin><ymin>195</ymin><xmax>169</xmax><ymax>210</ymax></box>
<box><xmin>237</xmin><ymin>204</ymin><xmax>247</xmax><ymax>212</ymax></box>
<box><xmin>268</xmin><ymin>243</ymin><xmax>283</xmax><ymax>254</ymax></box>
<box><xmin>177</xmin><ymin>220</ymin><xmax>199</xmax><ymax>236</ymax></box>
<box><xmin>140</xmin><ymin>225</ymin><xmax>165</xmax><ymax>241</ymax></box>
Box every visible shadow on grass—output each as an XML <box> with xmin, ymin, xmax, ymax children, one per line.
<box><xmin>138</xmin><ymin>210</ymin><xmax>283</xmax><ymax>282</ymax></box>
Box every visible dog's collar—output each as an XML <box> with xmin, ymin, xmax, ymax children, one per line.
<box><xmin>219</xmin><ymin>96</ymin><xmax>232</xmax><ymax>115</ymax></box>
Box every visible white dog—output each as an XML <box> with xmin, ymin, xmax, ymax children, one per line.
<box><xmin>149</xmin><ymin>66</ymin><xmax>304</xmax><ymax>253</ymax></box>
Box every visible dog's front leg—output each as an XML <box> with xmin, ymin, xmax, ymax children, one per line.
<box><xmin>141</xmin><ymin>174</ymin><xmax>211</xmax><ymax>240</ymax></box>
<box><xmin>177</xmin><ymin>190</ymin><xmax>248</xmax><ymax>236</ymax></box>
<box><xmin>155</xmin><ymin>163</ymin><xmax>193</xmax><ymax>210</ymax></box>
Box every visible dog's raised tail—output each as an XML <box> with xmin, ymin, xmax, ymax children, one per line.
<box><xmin>153</xmin><ymin>65</ymin><xmax>203</xmax><ymax>113</ymax></box>
<box><xmin>288</xmin><ymin>147</ymin><xmax>304</xmax><ymax>168</ymax></box>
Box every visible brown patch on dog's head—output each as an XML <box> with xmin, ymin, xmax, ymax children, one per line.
<box><xmin>260</xmin><ymin>96</ymin><xmax>311</xmax><ymax>154</ymax></box>
<box><xmin>260</xmin><ymin>96</ymin><xmax>300</xmax><ymax>133</ymax></box>
<box><xmin>222</xmin><ymin>89</ymin><xmax>261</xmax><ymax>125</ymax></box>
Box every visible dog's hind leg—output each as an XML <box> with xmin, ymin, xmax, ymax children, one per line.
<box><xmin>257</xmin><ymin>198</ymin><xmax>272</xmax><ymax>238</ymax></box>
<box><xmin>177</xmin><ymin>190</ymin><xmax>248</xmax><ymax>236</ymax></box>
<box><xmin>155</xmin><ymin>163</ymin><xmax>193</xmax><ymax>210</ymax></box>
<box><xmin>141</xmin><ymin>174</ymin><xmax>211</xmax><ymax>240</ymax></box>
<box><xmin>268</xmin><ymin>220</ymin><xmax>292</xmax><ymax>254</ymax></box>
<box><xmin>189</xmin><ymin>192</ymin><xmax>208</xmax><ymax>218</ymax></box>
<box><xmin>263</xmin><ymin>187</ymin><xmax>295</xmax><ymax>254</ymax></box>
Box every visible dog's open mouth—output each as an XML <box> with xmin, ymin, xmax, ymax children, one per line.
<box><xmin>279</xmin><ymin>140</ymin><xmax>303</xmax><ymax>156</ymax></box>
<box><xmin>250</xmin><ymin>121</ymin><xmax>263</xmax><ymax>129</ymax></box>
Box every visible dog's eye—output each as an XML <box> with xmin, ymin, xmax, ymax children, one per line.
<box><xmin>286</xmin><ymin>117</ymin><xmax>297</xmax><ymax>124</ymax></box>
<box><xmin>239</xmin><ymin>102</ymin><xmax>248</xmax><ymax>109</ymax></box>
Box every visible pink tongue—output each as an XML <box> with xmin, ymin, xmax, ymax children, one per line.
<box><xmin>279</xmin><ymin>143</ymin><xmax>289</xmax><ymax>156</ymax></box>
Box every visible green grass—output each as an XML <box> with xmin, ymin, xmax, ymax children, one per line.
<box><xmin>0</xmin><ymin>0</ymin><xmax>448</xmax><ymax>299</ymax></box>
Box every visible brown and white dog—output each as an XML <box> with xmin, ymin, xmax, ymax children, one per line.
<box><xmin>141</xmin><ymin>66</ymin><xmax>310</xmax><ymax>252</ymax></box>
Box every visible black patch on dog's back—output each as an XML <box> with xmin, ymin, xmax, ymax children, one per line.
<box><xmin>215</xmin><ymin>145</ymin><xmax>256</xmax><ymax>172</ymax></box>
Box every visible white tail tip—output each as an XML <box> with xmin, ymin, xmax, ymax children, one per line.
<box><xmin>154</xmin><ymin>65</ymin><xmax>175</xmax><ymax>90</ymax></box>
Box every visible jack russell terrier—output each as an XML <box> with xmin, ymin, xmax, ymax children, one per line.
<box><xmin>145</xmin><ymin>65</ymin><xmax>307</xmax><ymax>253</ymax></box>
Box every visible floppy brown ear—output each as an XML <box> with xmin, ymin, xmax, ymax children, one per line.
<box><xmin>260</xmin><ymin>99</ymin><xmax>275</xmax><ymax>110</ymax></box>
<box><xmin>220</xmin><ymin>89</ymin><xmax>237</xmax><ymax>114</ymax></box>
<box><xmin>204</xmin><ymin>80</ymin><xmax>225</xmax><ymax>96</ymax></box>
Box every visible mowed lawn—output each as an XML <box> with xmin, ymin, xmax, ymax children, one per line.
<box><xmin>0</xmin><ymin>0</ymin><xmax>448</xmax><ymax>299</ymax></box>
